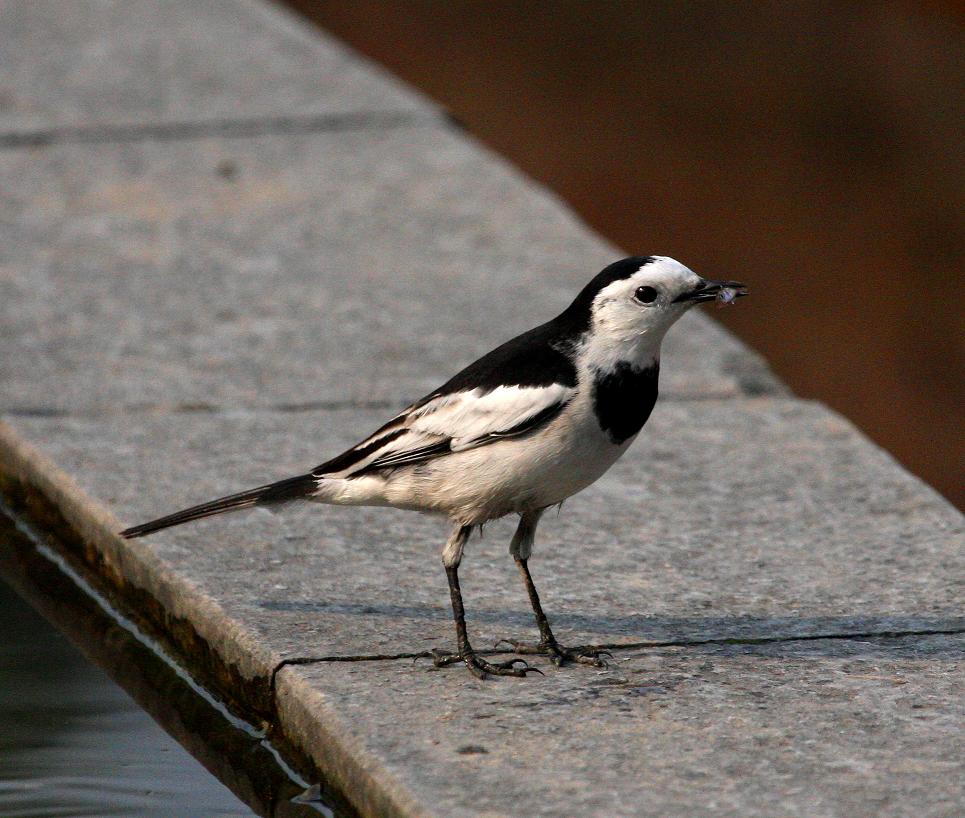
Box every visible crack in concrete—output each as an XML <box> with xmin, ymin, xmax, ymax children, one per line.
<box><xmin>269</xmin><ymin>626</ymin><xmax>965</xmax><ymax>689</ymax></box>
<box><xmin>0</xmin><ymin>109</ymin><xmax>439</xmax><ymax>149</ymax></box>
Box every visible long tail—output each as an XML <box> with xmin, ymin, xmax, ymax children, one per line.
<box><xmin>119</xmin><ymin>473</ymin><xmax>319</xmax><ymax>539</ymax></box>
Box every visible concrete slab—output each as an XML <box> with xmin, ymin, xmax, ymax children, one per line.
<box><xmin>0</xmin><ymin>126</ymin><xmax>780</xmax><ymax>417</ymax></box>
<box><xmin>278</xmin><ymin>633</ymin><xmax>965</xmax><ymax>818</ymax></box>
<box><xmin>4</xmin><ymin>398</ymin><xmax>959</xmax><ymax>676</ymax></box>
<box><xmin>0</xmin><ymin>0</ymin><xmax>429</xmax><ymax>134</ymax></box>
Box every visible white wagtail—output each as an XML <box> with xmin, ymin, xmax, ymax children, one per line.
<box><xmin>122</xmin><ymin>256</ymin><xmax>747</xmax><ymax>678</ymax></box>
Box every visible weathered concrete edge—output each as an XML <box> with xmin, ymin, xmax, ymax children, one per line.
<box><xmin>276</xmin><ymin>668</ymin><xmax>433</xmax><ymax>818</ymax></box>
<box><xmin>0</xmin><ymin>420</ymin><xmax>282</xmax><ymax>718</ymax></box>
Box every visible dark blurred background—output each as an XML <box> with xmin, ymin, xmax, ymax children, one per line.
<box><xmin>285</xmin><ymin>1</ymin><xmax>964</xmax><ymax>509</ymax></box>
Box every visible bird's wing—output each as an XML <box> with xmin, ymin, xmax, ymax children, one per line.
<box><xmin>313</xmin><ymin>383</ymin><xmax>574</xmax><ymax>478</ymax></box>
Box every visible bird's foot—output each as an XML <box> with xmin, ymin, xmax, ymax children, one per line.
<box><xmin>429</xmin><ymin>648</ymin><xmax>543</xmax><ymax>679</ymax></box>
<box><xmin>494</xmin><ymin>638</ymin><xmax>612</xmax><ymax>668</ymax></box>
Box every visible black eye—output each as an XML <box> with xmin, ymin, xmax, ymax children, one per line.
<box><xmin>635</xmin><ymin>286</ymin><xmax>658</xmax><ymax>304</ymax></box>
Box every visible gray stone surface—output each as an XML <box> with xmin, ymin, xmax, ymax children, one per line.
<box><xmin>0</xmin><ymin>127</ymin><xmax>779</xmax><ymax>416</ymax></box>
<box><xmin>6</xmin><ymin>399</ymin><xmax>960</xmax><ymax>670</ymax></box>
<box><xmin>279</xmin><ymin>633</ymin><xmax>965</xmax><ymax>818</ymax></box>
<box><xmin>0</xmin><ymin>0</ymin><xmax>429</xmax><ymax>134</ymax></box>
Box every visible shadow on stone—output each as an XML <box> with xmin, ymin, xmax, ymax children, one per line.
<box><xmin>258</xmin><ymin>599</ymin><xmax>963</xmax><ymax>659</ymax></box>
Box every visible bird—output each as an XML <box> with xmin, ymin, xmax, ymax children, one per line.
<box><xmin>121</xmin><ymin>256</ymin><xmax>747</xmax><ymax>679</ymax></box>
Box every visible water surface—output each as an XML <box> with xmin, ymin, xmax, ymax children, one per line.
<box><xmin>0</xmin><ymin>576</ymin><xmax>257</xmax><ymax>818</ymax></box>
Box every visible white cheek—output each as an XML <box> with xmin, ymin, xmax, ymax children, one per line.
<box><xmin>583</xmin><ymin>294</ymin><xmax>690</xmax><ymax>372</ymax></box>
<box><xmin>596</xmin><ymin>299</ymin><xmax>658</xmax><ymax>337</ymax></box>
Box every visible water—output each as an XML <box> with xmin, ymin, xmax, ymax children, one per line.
<box><xmin>0</xmin><ymin>504</ymin><xmax>344</xmax><ymax>818</ymax></box>
<box><xmin>0</xmin><ymin>577</ymin><xmax>257</xmax><ymax>817</ymax></box>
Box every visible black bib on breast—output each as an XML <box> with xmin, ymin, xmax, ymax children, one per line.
<box><xmin>591</xmin><ymin>361</ymin><xmax>660</xmax><ymax>444</ymax></box>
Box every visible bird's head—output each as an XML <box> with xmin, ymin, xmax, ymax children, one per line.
<box><xmin>563</xmin><ymin>256</ymin><xmax>748</xmax><ymax>368</ymax></box>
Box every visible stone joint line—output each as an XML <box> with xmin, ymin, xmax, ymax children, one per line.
<box><xmin>0</xmin><ymin>109</ymin><xmax>440</xmax><ymax>150</ymax></box>
<box><xmin>268</xmin><ymin>625</ymin><xmax>965</xmax><ymax>692</ymax></box>
<box><xmin>1</xmin><ymin>400</ymin><xmax>401</xmax><ymax>419</ymax></box>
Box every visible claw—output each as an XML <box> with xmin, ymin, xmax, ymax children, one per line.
<box><xmin>493</xmin><ymin>638</ymin><xmax>614</xmax><ymax>669</ymax></box>
<box><xmin>466</xmin><ymin>653</ymin><xmax>543</xmax><ymax>679</ymax></box>
<box><xmin>427</xmin><ymin>646</ymin><xmax>545</xmax><ymax>677</ymax></box>
<box><xmin>429</xmin><ymin>648</ymin><xmax>462</xmax><ymax>668</ymax></box>
<box><xmin>570</xmin><ymin>646</ymin><xmax>613</xmax><ymax>668</ymax></box>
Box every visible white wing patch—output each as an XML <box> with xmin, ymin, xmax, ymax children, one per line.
<box><xmin>316</xmin><ymin>384</ymin><xmax>574</xmax><ymax>478</ymax></box>
<box><xmin>410</xmin><ymin>384</ymin><xmax>572</xmax><ymax>450</ymax></box>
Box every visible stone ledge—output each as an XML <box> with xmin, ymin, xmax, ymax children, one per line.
<box><xmin>2</xmin><ymin>394</ymin><xmax>960</xmax><ymax>816</ymax></box>
<box><xmin>0</xmin><ymin>0</ymin><xmax>431</xmax><ymax>134</ymax></box>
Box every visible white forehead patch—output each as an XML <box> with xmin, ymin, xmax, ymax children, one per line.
<box><xmin>595</xmin><ymin>256</ymin><xmax>698</xmax><ymax>302</ymax></box>
<box><xmin>634</xmin><ymin>256</ymin><xmax>697</xmax><ymax>287</ymax></box>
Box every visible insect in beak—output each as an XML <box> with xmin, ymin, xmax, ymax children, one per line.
<box><xmin>673</xmin><ymin>279</ymin><xmax>748</xmax><ymax>305</ymax></box>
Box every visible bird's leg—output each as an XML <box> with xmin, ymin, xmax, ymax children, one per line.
<box><xmin>431</xmin><ymin>524</ymin><xmax>540</xmax><ymax>679</ymax></box>
<box><xmin>506</xmin><ymin>556</ymin><xmax>610</xmax><ymax>667</ymax></box>
<box><xmin>497</xmin><ymin>511</ymin><xmax>610</xmax><ymax>668</ymax></box>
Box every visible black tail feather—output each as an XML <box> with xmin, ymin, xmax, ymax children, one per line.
<box><xmin>120</xmin><ymin>473</ymin><xmax>318</xmax><ymax>539</ymax></box>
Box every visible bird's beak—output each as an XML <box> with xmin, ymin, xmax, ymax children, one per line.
<box><xmin>673</xmin><ymin>278</ymin><xmax>749</xmax><ymax>304</ymax></box>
